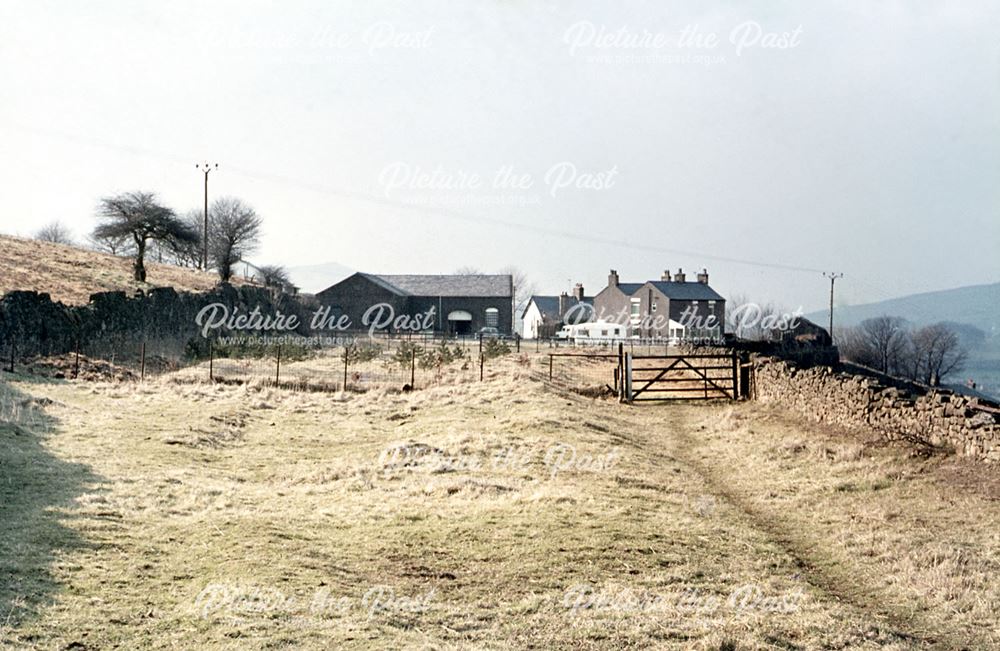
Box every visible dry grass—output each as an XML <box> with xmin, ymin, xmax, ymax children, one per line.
<box><xmin>0</xmin><ymin>234</ymin><xmax>246</xmax><ymax>304</ymax></box>
<box><xmin>1</xmin><ymin>357</ymin><xmax>998</xmax><ymax>649</ymax></box>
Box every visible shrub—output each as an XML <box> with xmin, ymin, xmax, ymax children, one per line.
<box><xmin>185</xmin><ymin>337</ymin><xmax>312</xmax><ymax>362</ymax></box>
<box><xmin>482</xmin><ymin>338</ymin><xmax>511</xmax><ymax>359</ymax></box>
<box><xmin>391</xmin><ymin>341</ymin><xmax>424</xmax><ymax>370</ymax></box>
<box><xmin>419</xmin><ymin>340</ymin><xmax>468</xmax><ymax>370</ymax></box>
<box><xmin>342</xmin><ymin>341</ymin><xmax>381</xmax><ymax>364</ymax></box>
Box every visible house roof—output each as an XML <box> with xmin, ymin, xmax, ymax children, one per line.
<box><xmin>523</xmin><ymin>295</ymin><xmax>593</xmax><ymax>320</ymax></box>
<box><xmin>615</xmin><ymin>283</ymin><xmax>644</xmax><ymax>295</ymax></box>
<box><xmin>360</xmin><ymin>273</ymin><xmax>512</xmax><ymax>298</ymax></box>
<box><xmin>647</xmin><ymin>281</ymin><xmax>725</xmax><ymax>301</ymax></box>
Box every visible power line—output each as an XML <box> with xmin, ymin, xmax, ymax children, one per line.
<box><xmin>9</xmin><ymin>121</ymin><xmax>834</xmax><ymax>278</ymax></box>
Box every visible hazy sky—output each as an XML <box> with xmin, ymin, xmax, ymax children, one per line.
<box><xmin>1</xmin><ymin>0</ymin><xmax>997</xmax><ymax>312</ymax></box>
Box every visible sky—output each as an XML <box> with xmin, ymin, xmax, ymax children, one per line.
<box><xmin>1</xmin><ymin>0</ymin><xmax>998</xmax><ymax>312</ymax></box>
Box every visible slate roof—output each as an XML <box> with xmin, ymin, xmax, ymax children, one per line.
<box><xmin>361</xmin><ymin>273</ymin><xmax>512</xmax><ymax>298</ymax></box>
<box><xmin>647</xmin><ymin>281</ymin><xmax>725</xmax><ymax>301</ymax></box>
<box><xmin>614</xmin><ymin>283</ymin><xmax>644</xmax><ymax>295</ymax></box>
<box><xmin>523</xmin><ymin>295</ymin><xmax>593</xmax><ymax>320</ymax></box>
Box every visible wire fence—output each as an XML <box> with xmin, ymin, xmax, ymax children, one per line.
<box><xmin>1</xmin><ymin>333</ymin><xmax>525</xmax><ymax>392</ymax></box>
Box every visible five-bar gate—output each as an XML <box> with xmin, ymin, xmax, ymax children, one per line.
<box><xmin>622</xmin><ymin>350</ymin><xmax>740</xmax><ymax>402</ymax></box>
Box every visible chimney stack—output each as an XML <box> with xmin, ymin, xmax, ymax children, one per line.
<box><xmin>558</xmin><ymin>291</ymin><xmax>569</xmax><ymax>317</ymax></box>
<box><xmin>660</xmin><ymin>268</ymin><xmax>671</xmax><ymax>281</ymax></box>
<box><xmin>696</xmin><ymin>268</ymin><xmax>709</xmax><ymax>284</ymax></box>
<box><xmin>608</xmin><ymin>269</ymin><xmax>619</xmax><ymax>288</ymax></box>
<box><xmin>573</xmin><ymin>283</ymin><xmax>584</xmax><ymax>301</ymax></box>
<box><xmin>673</xmin><ymin>268</ymin><xmax>686</xmax><ymax>283</ymax></box>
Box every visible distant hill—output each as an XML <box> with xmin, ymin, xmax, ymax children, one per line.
<box><xmin>809</xmin><ymin>282</ymin><xmax>1000</xmax><ymax>399</ymax></box>
<box><xmin>0</xmin><ymin>233</ymin><xmax>246</xmax><ymax>305</ymax></box>
<box><xmin>286</xmin><ymin>262</ymin><xmax>354</xmax><ymax>294</ymax></box>
<box><xmin>807</xmin><ymin>282</ymin><xmax>1000</xmax><ymax>336</ymax></box>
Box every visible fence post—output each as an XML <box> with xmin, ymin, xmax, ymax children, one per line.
<box><xmin>410</xmin><ymin>348</ymin><xmax>415</xmax><ymax>387</ymax></box>
<box><xmin>73</xmin><ymin>339</ymin><xmax>81</xmax><ymax>379</ymax></box>
<box><xmin>480</xmin><ymin>353</ymin><xmax>484</xmax><ymax>381</ymax></box>
<box><xmin>515</xmin><ymin>335</ymin><xmax>520</xmax><ymax>353</ymax></box>
<box><xmin>209</xmin><ymin>338</ymin><xmax>214</xmax><ymax>382</ymax></box>
<box><xmin>8</xmin><ymin>343</ymin><xmax>15</xmax><ymax>373</ymax></box>
<box><xmin>343</xmin><ymin>350</ymin><xmax>349</xmax><ymax>391</ymax></box>
<box><xmin>140</xmin><ymin>342</ymin><xmax>146</xmax><ymax>381</ymax></box>
<box><xmin>548</xmin><ymin>354</ymin><xmax>553</xmax><ymax>381</ymax></box>
<box><xmin>478</xmin><ymin>335</ymin><xmax>482</xmax><ymax>355</ymax></box>
<box><xmin>276</xmin><ymin>344</ymin><xmax>281</xmax><ymax>386</ymax></box>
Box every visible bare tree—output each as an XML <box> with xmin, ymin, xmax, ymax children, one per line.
<box><xmin>859</xmin><ymin>316</ymin><xmax>909</xmax><ymax>373</ymax></box>
<box><xmin>257</xmin><ymin>264</ymin><xmax>294</xmax><ymax>293</ymax></box>
<box><xmin>87</xmin><ymin>231</ymin><xmax>133</xmax><ymax>256</ymax></box>
<box><xmin>453</xmin><ymin>266</ymin><xmax>482</xmax><ymax>274</ymax></box>
<box><xmin>208</xmin><ymin>197</ymin><xmax>262</xmax><ymax>283</ymax></box>
<box><xmin>726</xmin><ymin>293</ymin><xmax>784</xmax><ymax>341</ymax></box>
<box><xmin>34</xmin><ymin>222</ymin><xmax>75</xmax><ymax>245</ymax></box>
<box><xmin>93</xmin><ymin>191</ymin><xmax>198</xmax><ymax>282</ymax></box>
<box><xmin>499</xmin><ymin>265</ymin><xmax>536</xmax><ymax>323</ymax></box>
<box><xmin>910</xmin><ymin>323</ymin><xmax>968</xmax><ymax>385</ymax></box>
<box><xmin>840</xmin><ymin>316</ymin><xmax>911</xmax><ymax>374</ymax></box>
<box><xmin>154</xmin><ymin>209</ymin><xmax>205</xmax><ymax>268</ymax></box>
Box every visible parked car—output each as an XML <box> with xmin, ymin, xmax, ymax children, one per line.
<box><xmin>478</xmin><ymin>327</ymin><xmax>501</xmax><ymax>339</ymax></box>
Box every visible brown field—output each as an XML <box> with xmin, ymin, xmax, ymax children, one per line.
<box><xmin>2</xmin><ymin>353</ymin><xmax>999</xmax><ymax>649</ymax></box>
<box><xmin>0</xmin><ymin>234</ymin><xmax>246</xmax><ymax>305</ymax></box>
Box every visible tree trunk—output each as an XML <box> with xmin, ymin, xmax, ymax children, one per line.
<box><xmin>133</xmin><ymin>237</ymin><xmax>147</xmax><ymax>282</ymax></box>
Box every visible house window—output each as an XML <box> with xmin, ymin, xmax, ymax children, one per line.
<box><xmin>485</xmin><ymin>307</ymin><xmax>499</xmax><ymax>327</ymax></box>
<box><xmin>630</xmin><ymin>298</ymin><xmax>640</xmax><ymax>319</ymax></box>
<box><xmin>601</xmin><ymin>329</ymin><xmax>608</xmax><ymax>336</ymax></box>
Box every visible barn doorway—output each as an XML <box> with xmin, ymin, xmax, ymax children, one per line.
<box><xmin>448</xmin><ymin>310</ymin><xmax>473</xmax><ymax>335</ymax></box>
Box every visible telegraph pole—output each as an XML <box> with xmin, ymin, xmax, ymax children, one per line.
<box><xmin>196</xmin><ymin>162</ymin><xmax>218</xmax><ymax>270</ymax></box>
<box><xmin>823</xmin><ymin>272</ymin><xmax>843</xmax><ymax>341</ymax></box>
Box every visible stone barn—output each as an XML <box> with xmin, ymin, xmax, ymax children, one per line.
<box><xmin>316</xmin><ymin>273</ymin><xmax>514</xmax><ymax>335</ymax></box>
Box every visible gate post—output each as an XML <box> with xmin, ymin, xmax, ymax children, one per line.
<box><xmin>731</xmin><ymin>349</ymin><xmax>738</xmax><ymax>400</ymax></box>
<box><xmin>615</xmin><ymin>341</ymin><xmax>625</xmax><ymax>402</ymax></box>
<box><xmin>623</xmin><ymin>352</ymin><xmax>633</xmax><ymax>404</ymax></box>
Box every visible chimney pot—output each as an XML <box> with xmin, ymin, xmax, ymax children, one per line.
<box><xmin>696</xmin><ymin>269</ymin><xmax>709</xmax><ymax>284</ymax></box>
<box><xmin>660</xmin><ymin>269</ymin><xmax>671</xmax><ymax>281</ymax></box>
<box><xmin>673</xmin><ymin>268</ymin><xmax>686</xmax><ymax>283</ymax></box>
<box><xmin>608</xmin><ymin>269</ymin><xmax>619</xmax><ymax>288</ymax></box>
<box><xmin>573</xmin><ymin>283</ymin><xmax>584</xmax><ymax>301</ymax></box>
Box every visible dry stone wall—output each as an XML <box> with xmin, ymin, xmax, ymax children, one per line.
<box><xmin>0</xmin><ymin>285</ymin><xmax>310</xmax><ymax>359</ymax></box>
<box><xmin>754</xmin><ymin>357</ymin><xmax>1000</xmax><ymax>462</ymax></box>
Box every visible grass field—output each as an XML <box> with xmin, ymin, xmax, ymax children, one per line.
<box><xmin>0</xmin><ymin>234</ymin><xmax>246</xmax><ymax>305</ymax></box>
<box><xmin>2</xmin><ymin>355</ymin><xmax>999</xmax><ymax>649</ymax></box>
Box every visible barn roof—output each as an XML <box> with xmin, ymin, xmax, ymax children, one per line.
<box><xmin>362</xmin><ymin>273</ymin><xmax>512</xmax><ymax>298</ymax></box>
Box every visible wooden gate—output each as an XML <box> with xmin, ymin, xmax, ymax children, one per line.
<box><xmin>623</xmin><ymin>351</ymin><xmax>740</xmax><ymax>402</ymax></box>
